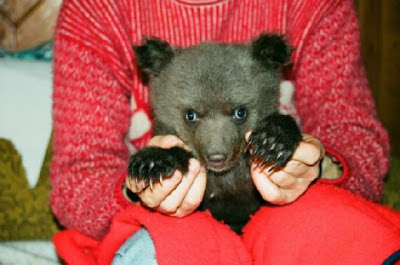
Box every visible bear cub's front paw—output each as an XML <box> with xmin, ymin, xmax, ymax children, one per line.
<box><xmin>247</xmin><ymin>113</ymin><xmax>302</xmax><ymax>170</ymax></box>
<box><xmin>128</xmin><ymin>146</ymin><xmax>193</xmax><ymax>187</ymax></box>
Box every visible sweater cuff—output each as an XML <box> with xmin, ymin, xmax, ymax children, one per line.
<box><xmin>317</xmin><ymin>147</ymin><xmax>350</xmax><ymax>185</ymax></box>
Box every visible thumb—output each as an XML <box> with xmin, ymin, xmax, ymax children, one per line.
<box><xmin>245</xmin><ymin>130</ymin><xmax>252</xmax><ymax>142</ymax></box>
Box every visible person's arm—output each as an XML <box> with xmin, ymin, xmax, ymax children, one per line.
<box><xmin>51</xmin><ymin>0</ymin><xmax>135</xmax><ymax>239</ymax></box>
<box><xmin>293</xmin><ymin>0</ymin><xmax>390</xmax><ymax>201</ymax></box>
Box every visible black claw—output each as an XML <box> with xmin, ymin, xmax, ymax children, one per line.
<box><xmin>248</xmin><ymin>113</ymin><xmax>302</xmax><ymax>171</ymax></box>
<box><xmin>165</xmin><ymin>167</ymin><xmax>174</xmax><ymax>177</ymax></box>
<box><xmin>260</xmin><ymin>158</ymin><xmax>272</xmax><ymax>168</ymax></box>
<box><xmin>138</xmin><ymin>163</ymin><xmax>146</xmax><ymax>177</ymax></box>
<box><xmin>269</xmin><ymin>163</ymin><xmax>279</xmax><ymax>172</ymax></box>
<box><xmin>258</xmin><ymin>149</ymin><xmax>267</xmax><ymax>159</ymax></box>
<box><xmin>127</xmin><ymin>146</ymin><xmax>193</xmax><ymax>186</ymax></box>
<box><xmin>253</xmin><ymin>144</ymin><xmax>260</xmax><ymax>156</ymax></box>
<box><xmin>245</xmin><ymin>142</ymin><xmax>252</xmax><ymax>152</ymax></box>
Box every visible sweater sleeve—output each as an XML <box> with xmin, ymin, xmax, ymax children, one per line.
<box><xmin>292</xmin><ymin>0</ymin><xmax>390</xmax><ymax>201</ymax></box>
<box><xmin>50</xmin><ymin>0</ymin><xmax>136</xmax><ymax>240</ymax></box>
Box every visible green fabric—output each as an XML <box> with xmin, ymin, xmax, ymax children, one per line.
<box><xmin>0</xmin><ymin>136</ymin><xmax>60</xmax><ymax>241</ymax></box>
<box><xmin>383</xmin><ymin>157</ymin><xmax>400</xmax><ymax>211</ymax></box>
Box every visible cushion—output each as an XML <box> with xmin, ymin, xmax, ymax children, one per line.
<box><xmin>0</xmin><ymin>0</ymin><xmax>61</xmax><ymax>51</ymax></box>
<box><xmin>0</xmin><ymin>58</ymin><xmax>59</xmax><ymax>240</ymax></box>
<box><xmin>0</xmin><ymin>137</ymin><xmax>59</xmax><ymax>240</ymax></box>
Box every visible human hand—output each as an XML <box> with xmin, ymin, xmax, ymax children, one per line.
<box><xmin>246</xmin><ymin>133</ymin><xmax>324</xmax><ymax>205</ymax></box>
<box><xmin>125</xmin><ymin>135</ymin><xmax>207</xmax><ymax>217</ymax></box>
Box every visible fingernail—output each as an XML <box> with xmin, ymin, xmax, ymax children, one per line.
<box><xmin>188</xmin><ymin>163</ymin><xmax>195</xmax><ymax>172</ymax></box>
<box><xmin>172</xmin><ymin>172</ymin><xmax>182</xmax><ymax>183</ymax></box>
<box><xmin>189</xmin><ymin>159</ymin><xmax>200</xmax><ymax>172</ymax></box>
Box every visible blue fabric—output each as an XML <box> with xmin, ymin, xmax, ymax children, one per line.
<box><xmin>112</xmin><ymin>228</ymin><xmax>158</xmax><ymax>265</ymax></box>
<box><xmin>0</xmin><ymin>42</ymin><xmax>53</xmax><ymax>61</ymax></box>
<box><xmin>383</xmin><ymin>249</ymin><xmax>400</xmax><ymax>265</ymax></box>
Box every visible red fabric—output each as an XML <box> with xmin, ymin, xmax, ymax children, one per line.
<box><xmin>243</xmin><ymin>184</ymin><xmax>400</xmax><ymax>264</ymax></box>
<box><xmin>54</xmin><ymin>184</ymin><xmax>400</xmax><ymax>264</ymax></box>
<box><xmin>319</xmin><ymin>147</ymin><xmax>351</xmax><ymax>185</ymax></box>
<box><xmin>54</xmin><ymin>205</ymin><xmax>252</xmax><ymax>265</ymax></box>
<box><xmin>51</xmin><ymin>0</ymin><xmax>390</xmax><ymax>240</ymax></box>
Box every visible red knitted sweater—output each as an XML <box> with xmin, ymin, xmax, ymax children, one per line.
<box><xmin>51</xmin><ymin>0</ymin><xmax>390</xmax><ymax>240</ymax></box>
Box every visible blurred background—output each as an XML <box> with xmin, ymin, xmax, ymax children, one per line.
<box><xmin>0</xmin><ymin>0</ymin><xmax>399</xmax><ymax>264</ymax></box>
<box><xmin>355</xmin><ymin>0</ymin><xmax>400</xmax><ymax>158</ymax></box>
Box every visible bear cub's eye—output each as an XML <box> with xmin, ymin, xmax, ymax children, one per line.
<box><xmin>232</xmin><ymin>107</ymin><xmax>247</xmax><ymax>121</ymax></box>
<box><xmin>186</xmin><ymin>110</ymin><xmax>198</xmax><ymax>122</ymax></box>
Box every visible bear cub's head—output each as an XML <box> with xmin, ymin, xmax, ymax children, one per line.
<box><xmin>134</xmin><ymin>33</ymin><xmax>292</xmax><ymax>173</ymax></box>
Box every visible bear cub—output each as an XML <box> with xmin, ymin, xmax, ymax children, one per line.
<box><xmin>128</xmin><ymin>33</ymin><xmax>302</xmax><ymax>234</ymax></box>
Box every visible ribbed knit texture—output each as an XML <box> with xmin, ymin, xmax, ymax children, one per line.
<box><xmin>51</xmin><ymin>0</ymin><xmax>390</xmax><ymax>240</ymax></box>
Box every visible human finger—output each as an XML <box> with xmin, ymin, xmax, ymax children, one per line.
<box><xmin>148</xmin><ymin>135</ymin><xmax>191</xmax><ymax>151</ymax></box>
<box><xmin>291</xmin><ymin>141</ymin><xmax>323</xmax><ymax>166</ymax></box>
<box><xmin>172</xmin><ymin>165</ymin><xmax>207</xmax><ymax>217</ymax></box>
<box><xmin>268</xmin><ymin>169</ymin><xmax>299</xmax><ymax>188</ymax></box>
<box><xmin>281</xmin><ymin>159</ymin><xmax>309</xmax><ymax>176</ymax></box>
<box><xmin>138</xmin><ymin>171</ymin><xmax>183</xmax><ymax>208</ymax></box>
<box><xmin>251</xmin><ymin>164</ymin><xmax>287</xmax><ymax>204</ymax></box>
<box><xmin>245</xmin><ymin>130</ymin><xmax>252</xmax><ymax>142</ymax></box>
<box><xmin>157</xmin><ymin>159</ymin><xmax>201</xmax><ymax>214</ymax></box>
<box><xmin>126</xmin><ymin>176</ymin><xmax>144</xmax><ymax>193</ymax></box>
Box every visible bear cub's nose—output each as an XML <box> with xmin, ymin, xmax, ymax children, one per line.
<box><xmin>207</xmin><ymin>153</ymin><xmax>227</xmax><ymax>169</ymax></box>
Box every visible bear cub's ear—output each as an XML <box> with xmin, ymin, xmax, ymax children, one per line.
<box><xmin>251</xmin><ymin>33</ymin><xmax>293</xmax><ymax>70</ymax></box>
<box><xmin>133</xmin><ymin>37</ymin><xmax>175</xmax><ymax>76</ymax></box>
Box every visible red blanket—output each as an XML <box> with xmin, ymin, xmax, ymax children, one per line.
<box><xmin>54</xmin><ymin>184</ymin><xmax>400</xmax><ymax>264</ymax></box>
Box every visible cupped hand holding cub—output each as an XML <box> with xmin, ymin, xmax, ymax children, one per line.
<box><xmin>126</xmin><ymin>133</ymin><xmax>324</xmax><ymax>216</ymax></box>
<box><xmin>247</xmin><ymin>133</ymin><xmax>325</xmax><ymax>205</ymax></box>
<box><xmin>125</xmin><ymin>135</ymin><xmax>207</xmax><ymax>217</ymax></box>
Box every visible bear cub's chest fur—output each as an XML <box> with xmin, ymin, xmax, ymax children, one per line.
<box><xmin>128</xmin><ymin>34</ymin><xmax>302</xmax><ymax>234</ymax></box>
